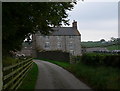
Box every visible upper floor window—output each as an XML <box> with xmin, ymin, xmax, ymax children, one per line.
<box><xmin>69</xmin><ymin>42</ymin><xmax>73</xmax><ymax>49</ymax></box>
<box><xmin>45</xmin><ymin>42</ymin><xmax>50</xmax><ymax>48</ymax></box>
<box><xmin>44</xmin><ymin>36</ymin><xmax>49</xmax><ymax>40</ymax></box>
<box><xmin>57</xmin><ymin>42</ymin><xmax>61</xmax><ymax>48</ymax></box>
<box><xmin>56</xmin><ymin>36</ymin><xmax>61</xmax><ymax>40</ymax></box>
<box><xmin>69</xmin><ymin>36</ymin><xmax>74</xmax><ymax>39</ymax></box>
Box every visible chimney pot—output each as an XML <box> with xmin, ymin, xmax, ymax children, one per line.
<box><xmin>72</xmin><ymin>20</ymin><xmax>77</xmax><ymax>29</ymax></box>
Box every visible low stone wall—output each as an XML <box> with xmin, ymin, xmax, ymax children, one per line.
<box><xmin>37</xmin><ymin>51</ymin><xmax>70</xmax><ymax>62</ymax></box>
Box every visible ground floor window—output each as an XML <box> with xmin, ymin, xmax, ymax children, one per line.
<box><xmin>70</xmin><ymin>50</ymin><xmax>74</xmax><ymax>55</ymax></box>
<box><xmin>45</xmin><ymin>42</ymin><xmax>50</xmax><ymax>48</ymax></box>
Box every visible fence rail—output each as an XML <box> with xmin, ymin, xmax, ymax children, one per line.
<box><xmin>2</xmin><ymin>58</ymin><xmax>33</xmax><ymax>90</ymax></box>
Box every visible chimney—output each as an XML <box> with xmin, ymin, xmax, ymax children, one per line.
<box><xmin>72</xmin><ymin>20</ymin><xmax>77</xmax><ymax>29</ymax></box>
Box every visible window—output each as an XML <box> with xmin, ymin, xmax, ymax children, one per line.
<box><xmin>44</xmin><ymin>36</ymin><xmax>49</xmax><ymax>40</ymax></box>
<box><xmin>69</xmin><ymin>42</ymin><xmax>73</xmax><ymax>48</ymax></box>
<box><xmin>70</xmin><ymin>50</ymin><xmax>74</xmax><ymax>55</ymax></box>
<box><xmin>56</xmin><ymin>36</ymin><xmax>61</xmax><ymax>40</ymax></box>
<box><xmin>69</xmin><ymin>36</ymin><xmax>74</xmax><ymax>39</ymax></box>
<box><xmin>57</xmin><ymin>42</ymin><xmax>61</xmax><ymax>48</ymax></box>
<box><xmin>44</xmin><ymin>42</ymin><xmax>50</xmax><ymax>48</ymax></box>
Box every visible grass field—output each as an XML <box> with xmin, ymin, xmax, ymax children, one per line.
<box><xmin>18</xmin><ymin>62</ymin><xmax>38</xmax><ymax>90</ymax></box>
<box><xmin>40</xmin><ymin>59</ymin><xmax>120</xmax><ymax>90</ymax></box>
<box><xmin>106</xmin><ymin>45</ymin><xmax>120</xmax><ymax>50</ymax></box>
<box><xmin>81</xmin><ymin>42</ymin><xmax>104</xmax><ymax>47</ymax></box>
<box><xmin>81</xmin><ymin>42</ymin><xmax>120</xmax><ymax>50</ymax></box>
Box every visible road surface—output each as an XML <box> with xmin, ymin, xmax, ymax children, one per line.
<box><xmin>33</xmin><ymin>60</ymin><xmax>91</xmax><ymax>89</ymax></box>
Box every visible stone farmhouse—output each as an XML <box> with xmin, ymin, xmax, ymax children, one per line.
<box><xmin>32</xmin><ymin>21</ymin><xmax>82</xmax><ymax>57</ymax></box>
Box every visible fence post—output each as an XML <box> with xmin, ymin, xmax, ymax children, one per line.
<box><xmin>0</xmin><ymin>1</ymin><xmax>2</xmax><ymax>90</ymax></box>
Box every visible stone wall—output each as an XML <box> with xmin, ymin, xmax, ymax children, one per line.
<box><xmin>33</xmin><ymin>34</ymin><xmax>82</xmax><ymax>56</ymax></box>
<box><xmin>37</xmin><ymin>51</ymin><xmax>70</xmax><ymax>62</ymax></box>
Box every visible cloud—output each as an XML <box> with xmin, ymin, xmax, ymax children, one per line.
<box><xmin>66</xmin><ymin>2</ymin><xmax>118</xmax><ymax>41</ymax></box>
<box><xmin>78</xmin><ymin>19</ymin><xmax>118</xmax><ymax>41</ymax></box>
<box><xmin>80</xmin><ymin>29</ymin><xmax>118</xmax><ymax>41</ymax></box>
<box><xmin>78</xmin><ymin>19</ymin><xmax>118</xmax><ymax>31</ymax></box>
<box><xmin>84</xmin><ymin>0</ymin><xmax>119</xmax><ymax>2</ymax></box>
<box><xmin>68</xmin><ymin>2</ymin><xmax>118</xmax><ymax>21</ymax></box>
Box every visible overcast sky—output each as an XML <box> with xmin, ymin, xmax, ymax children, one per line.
<box><xmin>65</xmin><ymin>0</ymin><xmax>118</xmax><ymax>41</ymax></box>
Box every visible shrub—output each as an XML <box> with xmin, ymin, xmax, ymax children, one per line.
<box><xmin>104</xmin><ymin>55</ymin><xmax>120</xmax><ymax>68</ymax></box>
<box><xmin>81</xmin><ymin>53</ymin><xmax>120</xmax><ymax>68</ymax></box>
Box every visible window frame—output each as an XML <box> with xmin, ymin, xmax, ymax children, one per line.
<box><xmin>44</xmin><ymin>42</ymin><xmax>50</xmax><ymax>48</ymax></box>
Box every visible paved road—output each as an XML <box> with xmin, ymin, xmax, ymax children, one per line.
<box><xmin>33</xmin><ymin>60</ymin><xmax>91</xmax><ymax>89</ymax></box>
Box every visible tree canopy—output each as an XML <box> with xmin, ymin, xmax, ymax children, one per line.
<box><xmin>2</xmin><ymin>2</ymin><xmax>76</xmax><ymax>56</ymax></box>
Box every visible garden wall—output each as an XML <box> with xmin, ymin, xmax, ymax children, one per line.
<box><xmin>37</xmin><ymin>51</ymin><xmax>70</xmax><ymax>62</ymax></box>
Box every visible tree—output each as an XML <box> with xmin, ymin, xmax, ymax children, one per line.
<box><xmin>2</xmin><ymin>2</ymin><xmax>76</xmax><ymax>56</ymax></box>
<box><xmin>100</xmin><ymin>39</ymin><xmax>105</xmax><ymax>42</ymax></box>
<box><xmin>110</xmin><ymin>37</ymin><xmax>116</xmax><ymax>42</ymax></box>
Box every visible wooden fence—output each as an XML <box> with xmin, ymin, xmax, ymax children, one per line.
<box><xmin>2</xmin><ymin>58</ymin><xmax>33</xmax><ymax>90</ymax></box>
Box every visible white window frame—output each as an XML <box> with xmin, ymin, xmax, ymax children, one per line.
<box><xmin>44</xmin><ymin>42</ymin><xmax>50</xmax><ymax>48</ymax></box>
<box><xmin>56</xmin><ymin>36</ymin><xmax>61</xmax><ymax>40</ymax></box>
<box><xmin>57</xmin><ymin>42</ymin><xmax>61</xmax><ymax>48</ymax></box>
<box><xmin>44</xmin><ymin>36</ymin><xmax>49</xmax><ymax>40</ymax></box>
<box><xmin>69</xmin><ymin>36</ymin><xmax>74</xmax><ymax>39</ymax></box>
<box><xmin>70</xmin><ymin>50</ymin><xmax>74</xmax><ymax>55</ymax></box>
<box><xmin>69</xmin><ymin>42</ymin><xmax>73</xmax><ymax>49</ymax></box>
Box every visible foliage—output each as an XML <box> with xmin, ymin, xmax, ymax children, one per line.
<box><xmin>2</xmin><ymin>56</ymin><xmax>24</xmax><ymax>67</ymax></box>
<box><xmin>81</xmin><ymin>53</ymin><xmax>120</xmax><ymax>68</ymax></box>
<box><xmin>100</xmin><ymin>39</ymin><xmax>106</xmax><ymax>42</ymax></box>
<box><xmin>18</xmin><ymin>62</ymin><xmax>38</xmax><ymax>90</ymax></box>
<box><xmin>2</xmin><ymin>2</ymin><xmax>76</xmax><ymax>56</ymax></box>
<box><xmin>69</xmin><ymin>62</ymin><xmax>120</xmax><ymax>90</ymax></box>
<box><xmin>81</xmin><ymin>38</ymin><xmax>120</xmax><ymax>49</ymax></box>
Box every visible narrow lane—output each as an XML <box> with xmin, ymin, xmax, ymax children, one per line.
<box><xmin>33</xmin><ymin>60</ymin><xmax>91</xmax><ymax>89</ymax></box>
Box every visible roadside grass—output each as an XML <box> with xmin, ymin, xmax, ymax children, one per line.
<box><xmin>18</xmin><ymin>62</ymin><xmax>38</xmax><ymax>90</ymax></box>
<box><xmin>69</xmin><ymin>62</ymin><xmax>120</xmax><ymax>90</ymax></box>
<box><xmin>35</xmin><ymin>58</ymin><xmax>70</xmax><ymax>68</ymax></box>
<box><xmin>2</xmin><ymin>56</ymin><xmax>19</xmax><ymax>67</ymax></box>
<box><xmin>37</xmin><ymin>58</ymin><xmax>120</xmax><ymax>90</ymax></box>
<box><xmin>2</xmin><ymin>56</ymin><xmax>31</xmax><ymax>67</ymax></box>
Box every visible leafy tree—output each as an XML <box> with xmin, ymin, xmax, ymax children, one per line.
<box><xmin>2</xmin><ymin>2</ymin><xmax>76</xmax><ymax>56</ymax></box>
<box><xmin>100</xmin><ymin>39</ymin><xmax>105</xmax><ymax>42</ymax></box>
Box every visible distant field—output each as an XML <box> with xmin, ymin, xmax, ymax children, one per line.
<box><xmin>106</xmin><ymin>45</ymin><xmax>120</xmax><ymax>50</ymax></box>
<box><xmin>81</xmin><ymin>42</ymin><xmax>120</xmax><ymax>50</ymax></box>
<box><xmin>81</xmin><ymin>42</ymin><xmax>105</xmax><ymax>47</ymax></box>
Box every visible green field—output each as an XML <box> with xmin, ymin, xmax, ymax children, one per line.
<box><xmin>81</xmin><ymin>42</ymin><xmax>120</xmax><ymax>50</ymax></box>
<box><xmin>81</xmin><ymin>42</ymin><xmax>104</xmax><ymax>48</ymax></box>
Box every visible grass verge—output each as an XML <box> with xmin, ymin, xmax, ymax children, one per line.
<box><xmin>36</xmin><ymin>58</ymin><xmax>70</xmax><ymax>68</ymax></box>
<box><xmin>18</xmin><ymin>62</ymin><xmax>38</xmax><ymax>90</ymax></box>
<box><xmin>37</xmin><ymin>58</ymin><xmax>120</xmax><ymax>90</ymax></box>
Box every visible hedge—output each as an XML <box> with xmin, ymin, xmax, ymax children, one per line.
<box><xmin>81</xmin><ymin>53</ymin><xmax>120</xmax><ymax>68</ymax></box>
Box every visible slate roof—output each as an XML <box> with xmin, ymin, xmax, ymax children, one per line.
<box><xmin>50</xmin><ymin>27</ymin><xmax>80</xmax><ymax>36</ymax></box>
